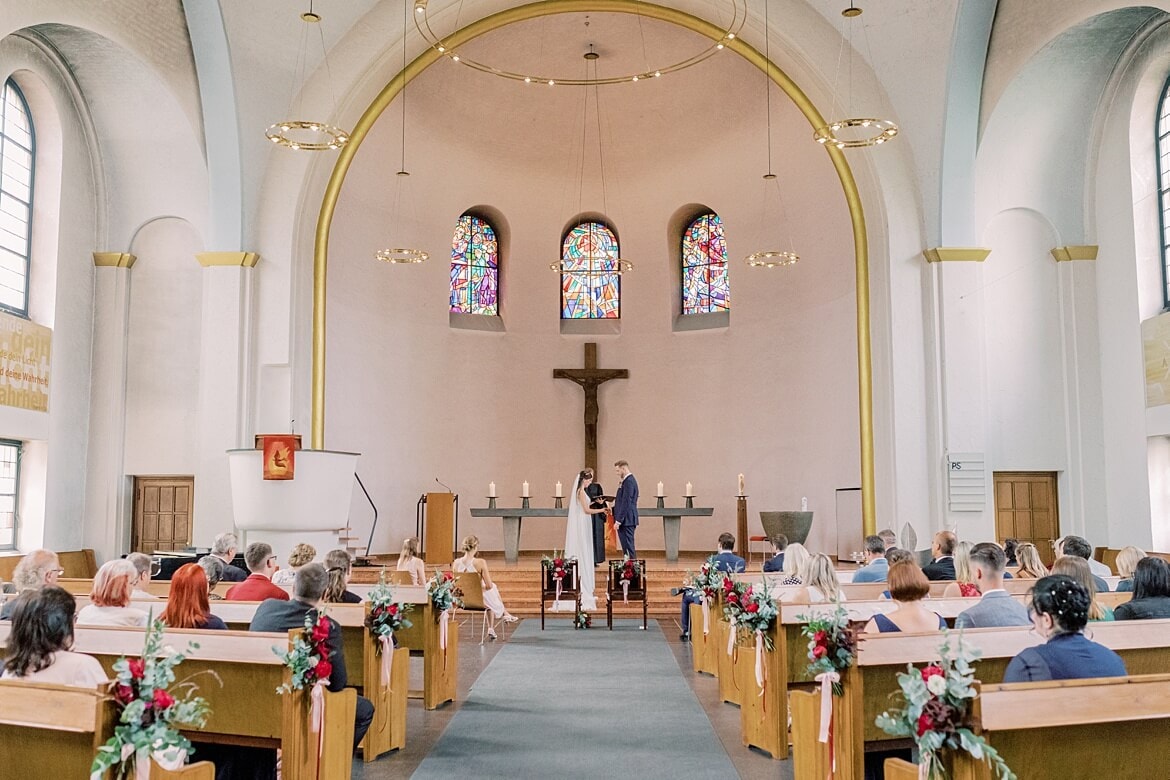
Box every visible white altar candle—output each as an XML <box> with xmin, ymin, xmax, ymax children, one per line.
<box><xmin>801</xmin><ymin>496</ymin><xmax>808</xmax><ymax>511</ymax></box>
<box><xmin>489</xmin><ymin>481</ymin><xmax>496</xmax><ymax>497</ymax></box>
<box><xmin>738</xmin><ymin>473</ymin><xmax>745</xmax><ymax>495</ymax></box>
<box><xmin>685</xmin><ymin>481</ymin><xmax>693</xmax><ymax>496</ymax></box>
<box><xmin>522</xmin><ymin>481</ymin><xmax>529</xmax><ymax>497</ymax></box>
<box><xmin>657</xmin><ymin>481</ymin><xmax>664</xmax><ymax>497</ymax></box>
<box><xmin>556</xmin><ymin>481</ymin><xmax>563</xmax><ymax>497</ymax></box>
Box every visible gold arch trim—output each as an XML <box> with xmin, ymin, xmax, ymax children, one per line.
<box><xmin>311</xmin><ymin>0</ymin><xmax>876</xmax><ymax>534</ymax></box>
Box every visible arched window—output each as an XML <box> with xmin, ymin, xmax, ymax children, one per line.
<box><xmin>0</xmin><ymin>79</ymin><xmax>33</xmax><ymax>316</ymax></box>
<box><xmin>681</xmin><ymin>212</ymin><xmax>729</xmax><ymax>314</ymax></box>
<box><xmin>561</xmin><ymin>221</ymin><xmax>620</xmax><ymax>319</ymax></box>
<box><xmin>449</xmin><ymin>214</ymin><xmax>499</xmax><ymax>315</ymax></box>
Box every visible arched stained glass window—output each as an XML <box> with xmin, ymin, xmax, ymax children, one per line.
<box><xmin>561</xmin><ymin>221</ymin><xmax>620</xmax><ymax>319</ymax></box>
<box><xmin>681</xmin><ymin>212</ymin><xmax>729</xmax><ymax>314</ymax></box>
<box><xmin>449</xmin><ymin>214</ymin><xmax>499</xmax><ymax>315</ymax></box>
<box><xmin>0</xmin><ymin>79</ymin><xmax>33</xmax><ymax>315</ymax></box>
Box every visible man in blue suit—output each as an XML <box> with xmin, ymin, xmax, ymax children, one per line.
<box><xmin>611</xmin><ymin>459</ymin><xmax>639</xmax><ymax>559</ymax></box>
<box><xmin>679</xmin><ymin>532</ymin><xmax>745</xmax><ymax>641</ymax></box>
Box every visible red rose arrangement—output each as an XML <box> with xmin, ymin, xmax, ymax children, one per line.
<box><xmin>276</xmin><ymin>611</ymin><xmax>334</xmax><ymax>693</ymax></box>
<box><xmin>800</xmin><ymin>602</ymin><xmax>859</xmax><ymax>696</ymax></box>
<box><xmin>365</xmin><ymin>569</ymin><xmax>414</xmax><ymax>651</ymax></box>
<box><xmin>618</xmin><ymin>558</ymin><xmax>642</xmax><ymax>584</ymax></box>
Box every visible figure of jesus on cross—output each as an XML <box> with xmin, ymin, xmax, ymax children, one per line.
<box><xmin>553</xmin><ymin>342</ymin><xmax>628</xmax><ymax>473</ymax></box>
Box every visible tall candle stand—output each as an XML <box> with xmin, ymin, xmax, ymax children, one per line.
<box><xmin>554</xmin><ymin>496</ymin><xmax>564</xmax><ymax>509</ymax></box>
<box><xmin>521</xmin><ymin>496</ymin><xmax>531</xmax><ymax>509</ymax></box>
<box><xmin>487</xmin><ymin>496</ymin><xmax>497</xmax><ymax>509</ymax></box>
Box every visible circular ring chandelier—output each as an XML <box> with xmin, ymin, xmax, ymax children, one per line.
<box><xmin>265</xmin><ymin>120</ymin><xmax>350</xmax><ymax>151</ymax></box>
<box><xmin>812</xmin><ymin>118</ymin><xmax>898</xmax><ymax>149</ymax></box>
<box><xmin>745</xmin><ymin>250</ymin><xmax>799</xmax><ymax>268</ymax></box>
<box><xmin>412</xmin><ymin>0</ymin><xmax>747</xmax><ymax>86</ymax></box>
<box><xmin>377</xmin><ymin>247</ymin><xmax>430</xmax><ymax>264</ymax></box>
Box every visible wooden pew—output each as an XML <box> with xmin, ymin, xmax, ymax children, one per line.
<box><xmin>791</xmin><ymin>618</ymin><xmax>1170</xmax><ymax>780</ymax></box>
<box><xmin>0</xmin><ymin>625</ymin><xmax>355</xmax><ymax>779</ymax></box>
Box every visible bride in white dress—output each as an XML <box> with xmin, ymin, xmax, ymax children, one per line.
<box><xmin>564</xmin><ymin>469</ymin><xmax>607</xmax><ymax>611</ymax></box>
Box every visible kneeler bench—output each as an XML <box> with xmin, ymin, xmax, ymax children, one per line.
<box><xmin>0</xmin><ymin>624</ymin><xmax>357</xmax><ymax>780</ymax></box>
<box><xmin>790</xmin><ymin>618</ymin><xmax>1170</xmax><ymax>780</ymax></box>
<box><xmin>883</xmin><ymin>673</ymin><xmax>1170</xmax><ymax>779</ymax></box>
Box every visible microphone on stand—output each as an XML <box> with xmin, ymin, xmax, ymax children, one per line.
<box><xmin>435</xmin><ymin>477</ymin><xmax>454</xmax><ymax>494</ymax></box>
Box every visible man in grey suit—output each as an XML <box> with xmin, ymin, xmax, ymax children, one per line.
<box><xmin>954</xmin><ymin>543</ymin><xmax>1030</xmax><ymax>629</ymax></box>
<box><xmin>851</xmin><ymin>535</ymin><xmax>889</xmax><ymax>582</ymax></box>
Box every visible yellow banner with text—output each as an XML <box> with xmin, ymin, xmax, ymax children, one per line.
<box><xmin>0</xmin><ymin>311</ymin><xmax>50</xmax><ymax>412</ymax></box>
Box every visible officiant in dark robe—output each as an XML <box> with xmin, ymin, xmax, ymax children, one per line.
<box><xmin>584</xmin><ymin>469</ymin><xmax>607</xmax><ymax>566</ymax></box>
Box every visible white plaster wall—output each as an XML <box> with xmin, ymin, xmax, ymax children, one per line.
<box><xmin>123</xmin><ymin>218</ymin><xmax>202</xmax><ymax>476</ymax></box>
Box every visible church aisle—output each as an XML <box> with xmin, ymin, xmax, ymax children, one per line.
<box><xmin>407</xmin><ymin>619</ymin><xmax>739</xmax><ymax>779</ymax></box>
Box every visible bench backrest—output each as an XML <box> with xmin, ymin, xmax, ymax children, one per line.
<box><xmin>0</xmin><ymin>679</ymin><xmax>113</xmax><ymax>777</ymax></box>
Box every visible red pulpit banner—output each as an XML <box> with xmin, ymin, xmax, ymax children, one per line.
<box><xmin>260</xmin><ymin>434</ymin><xmax>300</xmax><ymax>480</ymax></box>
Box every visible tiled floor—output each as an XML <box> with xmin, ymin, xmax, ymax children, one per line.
<box><xmin>351</xmin><ymin>616</ymin><xmax>793</xmax><ymax>779</ymax></box>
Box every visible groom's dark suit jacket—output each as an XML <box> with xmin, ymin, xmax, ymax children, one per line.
<box><xmin>614</xmin><ymin>474</ymin><xmax>639</xmax><ymax>527</ymax></box>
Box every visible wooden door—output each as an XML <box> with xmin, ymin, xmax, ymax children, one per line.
<box><xmin>993</xmin><ymin>472</ymin><xmax>1059</xmax><ymax>565</ymax></box>
<box><xmin>132</xmin><ymin>477</ymin><xmax>194</xmax><ymax>553</ymax></box>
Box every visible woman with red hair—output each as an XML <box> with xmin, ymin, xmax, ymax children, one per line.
<box><xmin>76</xmin><ymin>559</ymin><xmax>148</xmax><ymax>627</ymax></box>
<box><xmin>160</xmin><ymin>563</ymin><xmax>227</xmax><ymax>630</ymax></box>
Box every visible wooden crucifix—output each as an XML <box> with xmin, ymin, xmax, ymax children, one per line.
<box><xmin>553</xmin><ymin>342</ymin><xmax>628</xmax><ymax>472</ymax></box>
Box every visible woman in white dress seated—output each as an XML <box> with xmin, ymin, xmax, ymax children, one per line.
<box><xmin>272</xmin><ymin>543</ymin><xmax>316</xmax><ymax>587</ymax></box>
<box><xmin>397</xmin><ymin>537</ymin><xmax>426</xmax><ymax>585</ymax></box>
<box><xmin>2</xmin><ymin>586</ymin><xmax>108</xmax><ymax>688</ymax></box>
<box><xmin>76</xmin><ymin>559</ymin><xmax>149</xmax><ymax>627</ymax></box>
<box><xmin>453</xmin><ymin>535</ymin><xmax>517</xmax><ymax>639</ymax></box>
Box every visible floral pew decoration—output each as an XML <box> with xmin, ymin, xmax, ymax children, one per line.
<box><xmin>275</xmin><ymin>610</ymin><xmax>334</xmax><ymax>739</ymax></box>
<box><xmin>720</xmin><ymin>576</ymin><xmax>750</xmax><ymax>659</ymax></box>
<box><xmin>365</xmin><ymin>570</ymin><xmax>414</xmax><ymax>685</ymax></box>
<box><xmin>574</xmin><ymin>609</ymin><xmax>592</xmax><ymax>629</ymax></box>
<box><xmin>541</xmin><ymin>552</ymin><xmax>574</xmax><ymax>604</ymax></box>
<box><xmin>684</xmin><ymin>556</ymin><xmax>722</xmax><ymax>637</ymax></box>
<box><xmin>616</xmin><ymin>558</ymin><xmax>643</xmax><ymax>604</ymax></box>
<box><xmin>735</xmin><ymin>579</ymin><xmax>779</xmax><ymax>701</ymax></box>
<box><xmin>799</xmin><ymin>602</ymin><xmax>859</xmax><ymax>771</ymax></box>
<box><xmin>90</xmin><ymin>617</ymin><xmax>212</xmax><ymax>780</ymax></box>
<box><xmin>875</xmin><ymin>631</ymin><xmax>1015</xmax><ymax>780</ymax></box>
<box><xmin>427</xmin><ymin>571</ymin><xmax>463</xmax><ymax>666</ymax></box>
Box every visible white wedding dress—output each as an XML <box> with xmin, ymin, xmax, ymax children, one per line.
<box><xmin>563</xmin><ymin>475</ymin><xmax>598</xmax><ymax>611</ymax></box>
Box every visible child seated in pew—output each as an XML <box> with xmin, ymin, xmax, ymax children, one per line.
<box><xmin>77</xmin><ymin>559</ymin><xmax>149</xmax><ymax>627</ymax></box>
<box><xmin>323</xmin><ymin>549</ymin><xmax>362</xmax><ymax>604</ymax></box>
<box><xmin>1</xmin><ymin>586</ymin><xmax>107</xmax><ymax>688</ymax></box>
<box><xmin>1004</xmin><ymin>575</ymin><xmax>1126</xmax><ymax>682</ymax></box>
<box><xmin>863</xmin><ymin>561</ymin><xmax>945</xmax><ymax>633</ymax></box>
<box><xmin>160</xmin><ymin>564</ymin><xmax>227</xmax><ymax>630</ymax></box>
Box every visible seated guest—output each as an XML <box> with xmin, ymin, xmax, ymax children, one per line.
<box><xmin>877</xmin><ymin>528</ymin><xmax>898</xmax><ymax>552</ymax></box>
<box><xmin>922</xmin><ymin>531</ymin><xmax>958</xmax><ymax>581</ymax></box>
<box><xmin>454</xmin><ymin>535</ymin><xmax>518</xmax><ymax>639</ymax></box>
<box><xmin>954</xmin><ymin>543</ymin><xmax>1030</xmax><ymax>628</ymax></box>
<box><xmin>1004</xmin><ymin>575</ymin><xmax>1126</xmax><ymax>682</ymax></box>
<box><xmin>796</xmin><ymin>553</ymin><xmax>845</xmax><ymax>603</ymax></box>
<box><xmin>197</xmin><ymin>555</ymin><xmax>225</xmax><ymax>600</ymax></box>
<box><xmin>762</xmin><ymin>534</ymin><xmax>787</xmax><ymax>573</ymax></box>
<box><xmin>1058</xmin><ymin>535</ymin><xmax>1111</xmax><ymax>588</ymax></box>
<box><xmin>397</xmin><ymin>537</ymin><xmax>426</xmax><ymax>585</ymax></box>
<box><xmin>679</xmin><ymin>532</ymin><xmax>745</xmax><ymax>641</ymax></box>
<box><xmin>1114</xmin><ymin>557</ymin><xmax>1170</xmax><ymax>620</ymax></box>
<box><xmin>851</xmin><ymin>535</ymin><xmax>889</xmax><ymax>583</ymax></box>
<box><xmin>0</xmin><ymin>549</ymin><xmax>61</xmax><ymax>620</ymax></box>
<box><xmin>160</xmin><ymin>563</ymin><xmax>227</xmax><ymax>629</ymax></box>
<box><xmin>1050</xmin><ymin>556</ymin><xmax>1113</xmax><ymax>621</ymax></box>
<box><xmin>863</xmin><ymin>561</ymin><xmax>945</xmax><ymax>633</ymax></box>
<box><xmin>225</xmin><ymin>542</ymin><xmax>290</xmax><ymax>602</ymax></box>
<box><xmin>272</xmin><ymin>543</ymin><xmax>316</xmax><ymax>587</ymax></box>
<box><xmin>1114</xmin><ymin>545</ymin><xmax>1147</xmax><ymax>593</ymax></box>
<box><xmin>779</xmin><ymin>543</ymin><xmax>810</xmax><ymax>586</ymax></box>
<box><xmin>1014</xmin><ymin>543</ymin><xmax>1048</xmax><ymax>579</ymax></box>
<box><xmin>2</xmin><ymin>587</ymin><xmax>107</xmax><ymax>687</ymax></box>
<box><xmin>323</xmin><ymin>549</ymin><xmax>362</xmax><ymax>604</ymax></box>
<box><xmin>1002</xmin><ymin>538</ymin><xmax>1019</xmax><ymax>568</ymax></box>
<box><xmin>126</xmin><ymin>552</ymin><xmax>158</xmax><ymax>600</ymax></box>
<box><xmin>943</xmin><ymin>542</ymin><xmax>980</xmax><ymax>597</ymax></box>
<box><xmin>250</xmin><ymin>564</ymin><xmax>374</xmax><ymax>748</ymax></box>
<box><xmin>879</xmin><ymin>549</ymin><xmax>915</xmax><ymax>599</ymax></box>
<box><xmin>209</xmin><ymin>532</ymin><xmax>249</xmax><ymax>583</ymax></box>
<box><xmin>77</xmin><ymin>560</ymin><xmax>149</xmax><ymax>627</ymax></box>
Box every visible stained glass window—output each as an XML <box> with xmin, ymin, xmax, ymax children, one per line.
<box><xmin>449</xmin><ymin>214</ymin><xmax>499</xmax><ymax>315</ymax></box>
<box><xmin>681</xmin><ymin>212</ymin><xmax>729</xmax><ymax>315</ymax></box>
<box><xmin>0</xmin><ymin>79</ymin><xmax>33</xmax><ymax>316</ymax></box>
<box><xmin>1158</xmin><ymin>75</ymin><xmax>1170</xmax><ymax>308</ymax></box>
<box><xmin>561</xmin><ymin>221</ymin><xmax>620</xmax><ymax>319</ymax></box>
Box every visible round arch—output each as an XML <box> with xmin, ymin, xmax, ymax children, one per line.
<box><xmin>311</xmin><ymin>0</ymin><xmax>876</xmax><ymax>531</ymax></box>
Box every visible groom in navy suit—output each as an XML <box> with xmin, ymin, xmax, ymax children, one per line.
<box><xmin>612</xmin><ymin>459</ymin><xmax>639</xmax><ymax>559</ymax></box>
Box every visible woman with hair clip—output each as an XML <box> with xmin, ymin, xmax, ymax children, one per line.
<box><xmin>2</xmin><ymin>587</ymin><xmax>107</xmax><ymax>687</ymax></box>
<box><xmin>397</xmin><ymin>537</ymin><xmax>426</xmax><ymax>585</ymax></box>
<box><xmin>1004</xmin><ymin>575</ymin><xmax>1126</xmax><ymax>682</ymax></box>
<box><xmin>323</xmin><ymin>549</ymin><xmax>362</xmax><ymax>604</ymax></box>
<box><xmin>453</xmin><ymin>535</ymin><xmax>517</xmax><ymax>639</ymax></box>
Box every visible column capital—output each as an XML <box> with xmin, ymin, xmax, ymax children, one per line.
<box><xmin>196</xmin><ymin>251</ymin><xmax>260</xmax><ymax>268</ymax></box>
<box><xmin>92</xmin><ymin>252</ymin><xmax>136</xmax><ymax>269</ymax></box>
<box><xmin>922</xmin><ymin>247</ymin><xmax>991</xmax><ymax>264</ymax></box>
<box><xmin>1051</xmin><ymin>245</ymin><xmax>1098</xmax><ymax>262</ymax></box>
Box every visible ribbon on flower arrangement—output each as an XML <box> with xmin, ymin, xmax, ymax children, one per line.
<box><xmin>701</xmin><ymin>593</ymin><xmax>710</xmax><ymax>636</ymax></box>
<box><xmin>754</xmin><ymin>628</ymin><xmax>768</xmax><ymax>719</ymax></box>
<box><xmin>137</xmin><ymin>747</ymin><xmax>186</xmax><ymax>780</ymax></box>
<box><xmin>555</xmin><ymin>576</ymin><xmax>563</xmax><ymax>604</ymax></box>
<box><xmin>622</xmin><ymin>578</ymin><xmax>630</xmax><ymax>604</ymax></box>
<box><xmin>814</xmin><ymin>670</ymin><xmax>840</xmax><ymax>775</ymax></box>
<box><xmin>439</xmin><ymin>608</ymin><xmax>451</xmax><ymax>669</ymax></box>
<box><xmin>726</xmin><ymin>615</ymin><xmax>737</xmax><ymax>657</ymax></box>
<box><xmin>380</xmin><ymin>633</ymin><xmax>394</xmax><ymax>687</ymax></box>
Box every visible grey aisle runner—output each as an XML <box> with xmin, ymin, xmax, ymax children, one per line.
<box><xmin>411</xmin><ymin>619</ymin><xmax>738</xmax><ymax>779</ymax></box>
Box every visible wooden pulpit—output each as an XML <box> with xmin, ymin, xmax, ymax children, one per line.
<box><xmin>423</xmin><ymin>492</ymin><xmax>456</xmax><ymax>564</ymax></box>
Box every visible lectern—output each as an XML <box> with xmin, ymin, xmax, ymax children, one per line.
<box><xmin>417</xmin><ymin>492</ymin><xmax>457</xmax><ymax>564</ymax></box>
